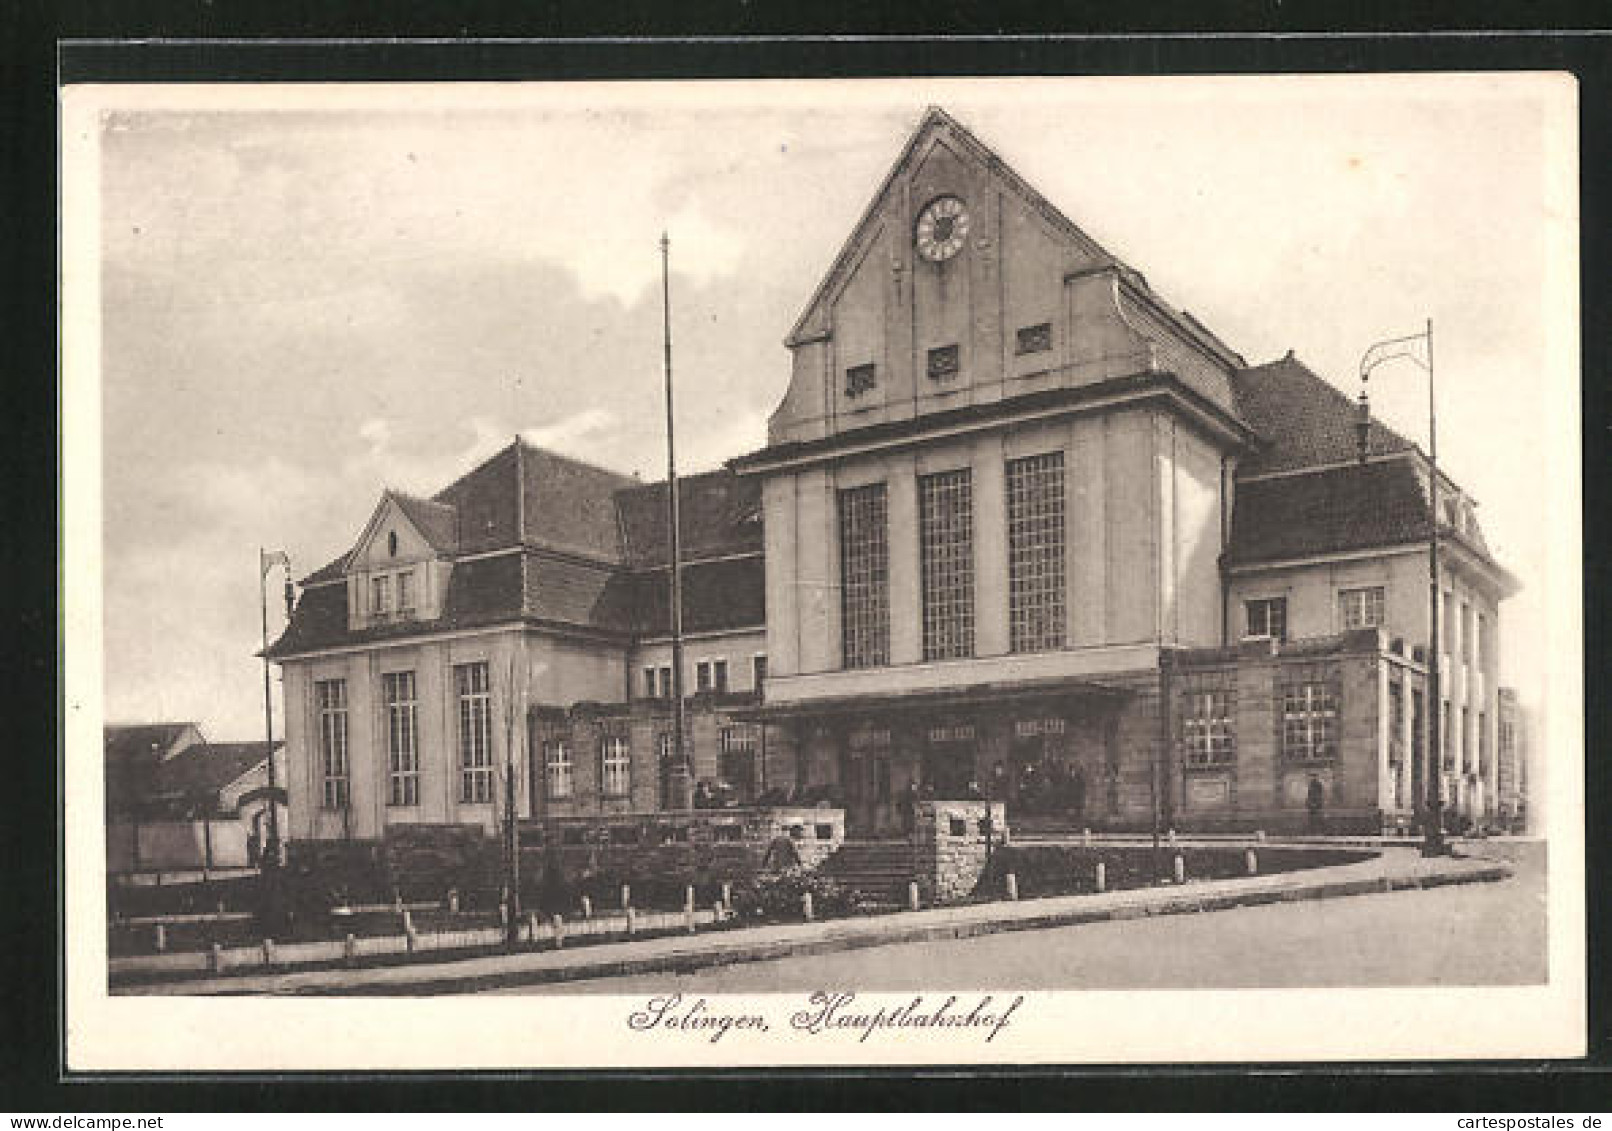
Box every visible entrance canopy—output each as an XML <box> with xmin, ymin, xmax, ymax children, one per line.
<box><xmin>738</xmin><ymin>672</ymin><xmax>1134</xmax><ymax>723</ymax></box>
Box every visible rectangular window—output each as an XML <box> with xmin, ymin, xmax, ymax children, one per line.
<box><xmin>845</xmin><ymin>362</ymin><xmax>877</xmax><ymax>398</ymax></box>
<box><xmin>1450</xmin><ymin>705</ymin><xmax>1463</xmax><ymax>776</ymax></box>
<box><xmin>752</xmin><ymin>654</ymin><xmax>768</xmax><ymax>689</ymax></box>
<box><xmin>1015</xmin><ymin>322</ymin><xmax>1053</xmax><ymax>355</ymax></box>
<box><xmin>718</xmin><ymin>725</ymin><xmax>758</xmax><ymax>800</ymax></box>
<box><xmin>315</xmin><ymin>679</ymin><xmax>349</xmax><ymax>810</ymax></box>
<box><xmin>382</xmin><ymin>671</ymin><xmax>419</xmax><ymax>806</ymax></box>
<box><xmin>1338</xmin><ymin>585</ymin><xmax>1385</xmax><ymax>630</ymax></box>
<box><xmin>927</xmin><ymin>344</ymin><xmax>960</xmax><ymax>381</ymax></box>
<box><xmin>643</xmin><ymin>666</ymin><xmax>658</xmax><ymax>699</ymax></box>
<box><xmin>371</xmin><ymin>575</ymin><xmax>391</xmax><ymax>616</ymax></box>
<box><xmin>600</xmin><ymin>735</ymin><xmax>631</xmax><ymax>798</ymax></box>
<box><xmin>396</xmin><ymin>570</ymin><xmax>414</xmax><ymax>614</ymax></box>
<box><xmin>1412</xmin><ymin>688</ymin><xmax>1426</xmax><ymax>764</ymax></box>
<box><xmin>455</xmin><ymin>661</ymin><xmax>493</xmax><ymax>804</ymax></box>
<box><xmin>919</xmin><ymin>468</ymin><xmax>975</xmax><ymax>661</ymax></box>
<box><xmin>1389</xmin><ymin>680</ymin><xmax>1405</xmax><ymax>764</ymax></box>
<box><xmin>1281</xmin><ymin>680</ymin><xmax>1337</xmax><ymax>762</ymax></box>
<box><xmin>656</xmin><ymin>665</ymin><xmax>672</xmax><ymax>699</ymax></box>
<box><xmin>695</xmin><ymin>660</ymin><xmax>712</xmax><ymax>693</ymax></box>
<box><xmin>839</xmin><ymin>483</ymin><xmax>890</xmax><ymax>669</ymax></box>
<box><xmin>1006</xmin><ymin>451</ymin><xmax>1067</xmax><ymax>653</ymax></box>
<box><xmin>1246</xmin><ymin>597</ymin><xmax>1287</xmax><ymax>641</ymax></box>
<box><xmin>1478</xmin><ymin>710</ymin><xmax>1489</xmax><ymax>776</ymax></box>
<box><xmin>544</xmin><ymin>741</ymin><xmax>574</xmax><ymax>800</ymax></box>
<box><xmin>1181</xmin><ymin>689</ymin><xmax>1236</xmax><ymax>766</ymax></box>
<box><xmin>713</xmin><ymin>658</ymin><xmax>729</xmax><ymax>693</ymax></box>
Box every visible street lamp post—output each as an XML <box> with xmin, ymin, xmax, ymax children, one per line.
<box><xmin>1355</xmin><ymin>319</ymin><xmax>1449</xmax><ymax>857</ymax></box>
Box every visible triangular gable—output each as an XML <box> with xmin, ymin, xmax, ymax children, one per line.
<box><xmin>786</xmin><ymin>106</ymin><xmax>1120</xmax><ymax>348</ymax></box>
<box><xmin>346</xmin><ymin>489</ymin><xmax>457</xmax><ymax>574</ymax></box>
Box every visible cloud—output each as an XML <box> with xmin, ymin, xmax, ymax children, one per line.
<box><xmin>521</xmin><ymin>408</ymin><xmax>618</xmax><ymax>457</ymax></box>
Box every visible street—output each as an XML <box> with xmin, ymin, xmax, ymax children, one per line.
<box><xmin>496</xmin><ymin>841</ymin><xmax>1546</xmax><ymax>994</ymax></box>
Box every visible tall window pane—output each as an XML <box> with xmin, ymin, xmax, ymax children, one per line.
<box><xmin>919</xmin><ymin>468</ymin><xmax>974</xmax><ymax>661</ymax></box>
<box><xmin>382</xmin><ymin>671</ymin><xmax>419</xmax><ymax>806</ymax></box>
<box><xmin>839</xmin><ymin>483</ymin><xmax>890</xmax><ymax>669</ymax></box>
<box><xmin>315</xmin><ymin>679</ymin><xmax>349</xmax><ymax>810</ymax></box>
<box><xmin>600</xmin><ymin>735</ymin><xmax>631</xmax><ymax>798</ymax></box>
<box><xmin>1281</xmin><ymin>680</ymin><xmax>1337</xmax><ymax>762</ymax></box>
<box><xmin>545</xmin><ymin>741</ymin><xmax>573</xmax><ymax>800</ymax></box>
<box><xmin>1007</xmin><ymin>451</ymin><xmax>1066</xmax><ymax>653</ymax></box>
<box><xmin>455</xmin><ymin>661</ymin><xmax>493</xmax><ymax>804</ymax></box>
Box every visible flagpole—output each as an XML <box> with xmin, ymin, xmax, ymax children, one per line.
<box><xmin>259</xmin><ymin>548</ymin><xmax>283</xmax><ymax>867</ymax></box>
<box><xmin>662</xmin><ymin>232</ymin><xmax>690</xmax><ymax>808</ymax></box>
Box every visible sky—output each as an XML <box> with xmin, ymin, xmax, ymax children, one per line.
<box><xmin>79</xmin><ymin>76</ymin><xmax>1577</xmax><ymax>742</ymax></box>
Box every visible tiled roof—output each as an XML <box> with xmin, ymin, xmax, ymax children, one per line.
<box><xmin>1232</xmin><ymin>353</ymin><xmax>1414</xmax><ymax>477</ymax></box>
<box><xmin>631</xmin><ymin>556</ymin><xmax>767</xmax><ymax>636</ymax></box>
<box><xmin>614</xmin><ymin>468</ymin><xmax>763</xmax><ymax>567</ymax></box>
<box><xmin>1226</xmin><ymin>460</ymin><xmax>1433</xmax><ymax>566</ymax></box>
<box><xmin>108</xmin><ymin>738</ymin><xmax>281</xmax><ymax>819</ymax></box>
<box><xmin>390</xmin><ymin>491</ymin><xmax>459</xmax><ymax>552</ymax></box>
<box><xmin>104</xmin><ymin>723</ymin><xmax>197</xmax><ymax>763</ymax></box>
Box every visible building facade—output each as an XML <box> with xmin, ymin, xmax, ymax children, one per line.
<box><xmin>269</xmin><ymin>107</ymin><xmax>1519</xmax><ymax>850</ymax></box>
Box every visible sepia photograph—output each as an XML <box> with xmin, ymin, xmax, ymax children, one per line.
<box><xmin>60</xmin><ymin>73</ymin><xmax>1583</xmax><ymax>1070</ymax></box>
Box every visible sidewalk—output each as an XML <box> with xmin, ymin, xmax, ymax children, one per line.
<box><xmin>115</xmin><ymin>845</ymin><xmax>1512</xmax><ymax>997</ymax></box>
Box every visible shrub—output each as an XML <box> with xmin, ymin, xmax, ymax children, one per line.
<box><xmin>731</xmin><ymin>867</ymin><xmax>855</xmax><ymax>921</ymax></box>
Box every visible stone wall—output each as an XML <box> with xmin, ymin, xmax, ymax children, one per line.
<box><xmin>912</xmin><ymin>799</ymin><xmax>1007</xmax><ymax>904</ymax></box>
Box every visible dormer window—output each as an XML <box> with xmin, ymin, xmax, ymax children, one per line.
<box><xmin>396</xmin><ymin>570</ymin><xmax>414</xmax><ymax>614</ymax></box>
<box><xmin>371</xmin><ymin>575</ymin><xmax>391</xmax><ymax>616</ymax></box>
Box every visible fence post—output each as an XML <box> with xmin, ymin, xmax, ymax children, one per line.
<box><xmin>684</xmin><ymin>906</ymin><xmax>696</xmax><ymax>934</ymax></box>
<box><xmin>447</xmin><ymin>889</ymin><xmax>459</xmax><ymax>914</ymax></box>
<box><xmin>1082</xmin><ymin>828</ymin><xmax>1092</xmax><ymax>847</ymax></box>
<box><xmin>344</xmin><ymin>933</ymin><xmax>357</xmax><ymax>965</ymax></box>
<box><xmin>1095</xmin><ymin>861</ymin><xmax>1106</xmax><ymax>893</ymax></box>
<box><xmin>1167</xmin><ymin>828</ymin><xmax>1178</xmax><ymax>847</ymax></box>
<box><xmin>908</xmin><ymin>880</ymin><xmax>920</xmax><ymax>912</ymax></box>
<box><xmin>620</xmin><ymin>884</ymin><xmax>631</xmax><ymax>911</ymax></box>
<box><xmin>208</xmin><ymin>942</ymin><xmax>222</xmax><ymax>974</ymax></box>
<box><xmin>802</xmin><ymin>891</ymin><xmax>814</xmax><ymax>922</ymax></box>
<box><xmin>625</xmin><ymin>907</ymin><xmax>636</xmax><ymax>936</ymax></box>
<box><xmin>1173</xmin><ymin>854</ymin><xmax>1186</xmax><ymax>884</ymax></box>
<box><xmin>1005</xmin><ymin>872</ymin><xmax>1019</xmax><ymax>901</ymax></box>
<box><xmin>684</xmin><ymin>884</ymin><xmax>695</xmax><ymax>914</ymax></box>
<box><xmin>528</xmin><ymin>910</ymin><xmax>540</xmax><ymax>943</ymax></box>
<box><xmin>1255</xmin><ymin>829</ymin><xmax>1266</xmax><ymax>843</ymax></box>
<box><xmin>580</xmin><ymin>894</ymin><xmax>592</xmax><ymax>920</ymax></box>
<box><xmin>406</xmin><ymin>925</ymin><xmax>419</xmax><ymax>953</ymax></box>
<box><xmin>261</xmin><ymin>938</ymin><xmax>276</xmax><ymax>968</ymax></box>
<box><xmin>401</xmin><ymin>908</ymin><xmax>413</xmax><ymax>935</ymax></box>
<box><xmin>153</xmin><ymin>924</ymin><xmax>166</xmax><ymax>953</ymax></box>
<box><xmin>1245</xmin><ymin>848</ymin><xmax>1259</xmax><ymax>875</ymax></box>
<box><xmin>552</xmin><ymin>913</ymin><xmax>565</xmax><ymax>948</ymax></box>
<box><xmin>721</xmin><ymin>881</ymin><xmax>732</xmax><ymax>909</ymax></box>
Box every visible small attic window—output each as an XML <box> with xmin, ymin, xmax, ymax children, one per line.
<box><xmin>845</xmin><ymin>363</ymin><xmax>877</xmax><ymax>398</ymax></box>
<box><xmin>387</xmin><ymin>531</ymin><xmax>399</xmax><ymax>557</ymax></box>
<box><xmin>927</xmin><ymin>344</ymin><xmax>960</xmax><ymax>381</ymax></box>
<box><xmin>1015</xmin><ymin>323</ymin><xmax>1053</xmax><ymax>355</ymax></box>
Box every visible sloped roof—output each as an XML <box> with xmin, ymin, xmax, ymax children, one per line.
<box><xmin>1232</xmin><ymin>353</ymin><xmax>1414</xmax><ymax>477</ymax></box>
<box><xmin>631</xmin><ymin>556</ymin><xmax>767</xmax><ymax>636</ymax></box>
<box><xmin>151</xmin><ymin>742</ymin><xmax>279</xmax><ymax>802</ymax></box>
<box><xmin>787</xmin><ymin>105</ymin><xmax>1245</xmax><ymax>374</ymax></box>
<box><xmin>614</xmin><ymin>468</ymin><xmax>763</xmax><ymax>567</ymax></box>
<box><xmin>390</xmin><ymin>491</ymin><xmax>459</xmax><ymax>552</ymax></box>
<box><xmin>1226</xmin><ymin>460</ymin><xmax>1433</xmax><ymax>566</ymax></box>
<box><xmin>104</xmin><ymin>723</ymin><xmax>198</xmax><ymax>763</ymax></box>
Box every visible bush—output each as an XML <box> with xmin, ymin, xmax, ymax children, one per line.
<box><xmin>730</xmin><ymin>867</ymin><xmax>857</xmax><ymax>921</ymax></box>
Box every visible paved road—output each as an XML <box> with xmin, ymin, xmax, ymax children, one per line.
<box><xmin>498</xmin><ymin>841</ymin><xmax>1546</xmax><ymax>994</ymax></box>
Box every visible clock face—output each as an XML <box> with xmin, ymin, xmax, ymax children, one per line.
<box><xmin>915</xmin><ymin>195</ymin><xmax>970</xmax><ymax>262</ymax></box>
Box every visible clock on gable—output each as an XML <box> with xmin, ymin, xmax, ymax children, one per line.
<box><xmin>914</xmin><ymin>195</ymin><xmax>970</xmax><ymax>263</ymax></box>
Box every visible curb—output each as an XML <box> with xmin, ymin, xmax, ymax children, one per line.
<box><xmin>135</xmin><ymin>856</ymin><xmax>1511</xmax><ymax>997</ymax></box>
